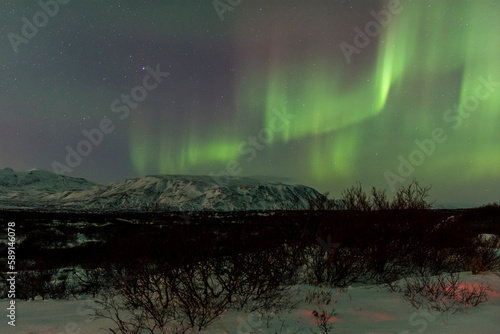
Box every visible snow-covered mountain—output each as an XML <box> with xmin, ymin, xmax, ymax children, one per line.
<box><xmin>0</xmin><ymin>168</ymin><xmax>322</xmax><ymax>212</ymax></box>
<box><xmin>0</xmin><ymin>167</ymin><xmax>95</xmax><ymax>189</ymax></box>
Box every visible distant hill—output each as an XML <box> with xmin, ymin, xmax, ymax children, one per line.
<box><xmin>0</xmin><ymin>168</ymin><xmax>322</xmax><ymax>213</ymax></box>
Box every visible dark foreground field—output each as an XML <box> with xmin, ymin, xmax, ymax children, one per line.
<box><xmin>0</xmin><ymin>207</ymin><xmax>499</xmax><ymax>332</ymax></box>
<box><xmin>1</xmin><ymin>207</ymin><xmax>498</xmax><ymax>269</ymax></box>
<box><xmin>1</xmin><ymin>207</ymin><xmax>499</xmax><ymax>282</ymax></box>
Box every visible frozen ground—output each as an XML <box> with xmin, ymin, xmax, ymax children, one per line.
<box><xmin>1</xmin><ymin>271</ymin><xmax>499</xmax><ymax>334</ymax></box>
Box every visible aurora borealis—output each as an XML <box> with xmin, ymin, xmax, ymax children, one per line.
<box><xmin>0</xmin><ymin>0</ymin><xmax>499</xmax><ymax>206</ymax></box>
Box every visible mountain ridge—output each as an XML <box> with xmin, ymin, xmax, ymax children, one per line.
<box><xmin>0</xmin><ymin>168</ymin><xmax>322</xmax><ymax>212</ymax></box>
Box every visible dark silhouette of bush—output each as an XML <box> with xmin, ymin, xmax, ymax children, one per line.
<box><xmin>339</xmin><ymin>182</ymin><xmax>372</xmax><ymax>211</ymax></box>
<box><xmin>326</xmin><ymin>179</ymin><xmax>433</xmax><ymax>212</ymax></box>
<box><xmin>14</xmin><ymin>269</ymin><xmax>69</xmax><ymax>301</ymax></box>
<box><xmin>95</xmin><ymin>244</ymin><xmax>298</xmax><ymax>332</ymax></box>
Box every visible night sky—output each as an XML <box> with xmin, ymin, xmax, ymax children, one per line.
<box><xmin>1</xmin><ymin>0</ymin><xmax>499</xmax><ymax>206</ymax></box>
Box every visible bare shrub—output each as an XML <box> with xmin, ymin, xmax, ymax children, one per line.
<box><xmin>371</xmin><ymin>186</ymin><xmax>390</xmax><ymax>210</ymax></box>
<box><xmin>311</xmin><ymin>307</ymin><xmax>337</xmax><ymax>334</ymax></box>
<box><xmin>391</xmin><ymin>179</ymin><xmax>433</xmax><ymax>210</ymax></box>
<box><xmin>333</xmin><ymin>179</ymin><xmax>433</xmax><ymax>211</ymax></box>
<box><xmin>408</xmin><ymin>246</ymin><xmax>464</xmax><ymax>276</ymax></box>
<box><xmin>15</xmin><ymin>270</ymin><xmax>48</xmax><ymax>300</ymax></box>
<box><xmin>307</xmin><ymin>244</ymin><xmax>368</xmax><ymax>287</ymax></box>
<box><xmin>73</xmin><ymin>267</ymin><xmax>107</xmax><ymax>298</ymax></box>
<box><xmin>468</xmin><ymin>235</ymin><xmax>500</xmax><ymax>274</ymax></box>
<box><xmin>305</xmin><ymin>287</ymin><xmax>333</xmax><ymax>306</ymax></box>
<box><xmin>231</xmin><ymin>248</ymin><xmax>298</xmax><ymax>330</ymax></box>
<box><xmin>95</xmin><ymin>244</ymin><xmax>303</xmax><ymax>333</ymax></box>
<box><xmin>308</xmin><ymin>192</ymin><xmax>337</xmax><ymax>210</ymax></box>
<box><xmin>369</xmin><ymin>240</ymin><xmax>412</xmax><ymax>288</ymax></box>
<box><xmin>340</xmin><ymin>182</ymin><xmax>372</xmax><ymax>211</ymax></box>
<box><xmin>95</xmin><ymin>262</ymin><xmax>177</xmax><ymax>334</ymax></box>
<box><xmin>168</xmin><ymin>257</ymin><xmax>238</xmax><ymax>331</ymax></box>
<box><xmin>401</xmin><ymin>271</ymin><xmax>489</xmax><ymax>313</ymax></box>
<box><xmin>15</xmin><ymin>269</ymin><xmax>69</xmax><ymax>301</ymax></box>
<box><xmin>46</xmin><ymin>269</ymin><xmax>71</xmax><ymax>300</ymax></box>
<box><xmin>96</xmin><ymin>256</ymin><xmax>243</xmax><ymax>332</ymax></box>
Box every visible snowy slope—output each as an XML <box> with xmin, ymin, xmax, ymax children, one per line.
<box><xmin>0</xmin><ymin>168</ymin><xmax>96</xmax><ymax>210</ymax></box>
<box><xmin>0</xmin><ymin>168</ymin><xmax>95</xmax><ymax>189</ymax></box>
<box><xmin>0</xmin><ymin>168</ymin><xmax>322</xmax><ymax>212</ymax></box>
<box><xmin>2</xmin><ymin>271</ymin><xmax>499</xmax><ymax>333</ymax></box>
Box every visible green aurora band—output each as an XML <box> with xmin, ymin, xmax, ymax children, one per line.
<box><xmin>129</xmin><ymin>0</ymin><xmax>499</xmax><ymax>192</ymax></box>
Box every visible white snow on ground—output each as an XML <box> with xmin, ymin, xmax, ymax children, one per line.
<box><xmin>1</xmin><ymin>272</ymin><xmax>499</xmax><ymax>334</ymax></box>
